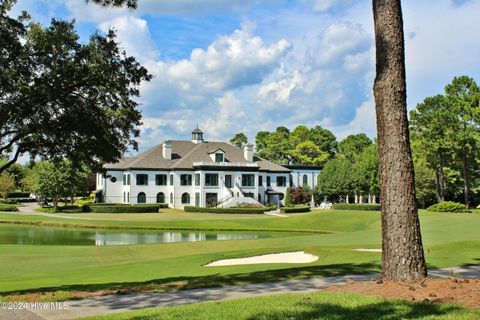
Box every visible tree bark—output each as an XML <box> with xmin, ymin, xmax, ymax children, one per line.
<box><xmin>372</xmin><ymin>0</ymin><xmax>427</xmax><ymax>282</ymax></box>
<box><xmin>435</xmin><ymin>158</ymin><xmax>445</xmax><ymax>203</ymax></box>
<box><xmin>462</xmin><ymin>153</ymin><xmax>469</xmax><ymax>209</ymax></box>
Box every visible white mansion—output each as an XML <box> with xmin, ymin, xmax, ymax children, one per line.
<box><xmin>96</xmin><ymin>128</ymin><xmax>321</xmax><ymax>209</ymax></box>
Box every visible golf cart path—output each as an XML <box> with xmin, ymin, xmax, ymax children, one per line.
<box><xmin>2</xmin><ymin>265</ymin><xmax>478</xmax><ymax>320</ymax></box>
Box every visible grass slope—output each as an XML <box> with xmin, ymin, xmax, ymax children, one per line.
<box><xmin>84</xmin><ymin>291</ymin><xmax>480</xmax><ymax>320</ymax></box>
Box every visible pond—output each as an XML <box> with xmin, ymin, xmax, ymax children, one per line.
<box><xmin>0</xmin><ymin>224</ymin><xmax>274</xmax><ymax>246</ymax></box>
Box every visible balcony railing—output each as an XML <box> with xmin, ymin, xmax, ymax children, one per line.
<box><xmin>193</xmin><ymin>161</ymin><xmax>258</xmax><ymax>167</ymax></box>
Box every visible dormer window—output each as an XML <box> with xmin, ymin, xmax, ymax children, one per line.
<box><xmin>215</xmin><ymin>152</ymin><xmax>224</xmax><ymax>163</ymax></box>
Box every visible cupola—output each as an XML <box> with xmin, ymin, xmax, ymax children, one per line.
<box><xmin>191</xmin><ymin>126</ymin><xmax>204</xmax><ymax>144</ymax></box>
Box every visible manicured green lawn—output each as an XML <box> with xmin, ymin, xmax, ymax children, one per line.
<box><xmin>84</xmin><ymin>291</ymin><xmax>480</xmax><ymax>320</ymax></box>
<box><xmin>0</xmin><ymin>210</ymin><xmax>478</xmax><ymax>297</ymax></box>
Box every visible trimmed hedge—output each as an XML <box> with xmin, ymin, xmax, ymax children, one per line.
<box><xmin>86</xmin><ymin>204</ymin><xmax>162</xmax><ymax>213</ymax></box>
<box><xmin>0</xmin><ymin>198</ymin><xmax>18</xmax><ymax>204</ymax></box>
<box><xmin>427</xmin><ymin>201</ymin><xmax>468</xmax><ymax>213</ymax></box>
<box><xmin>7</xmin><ymin>192</ymin><xmax>30</xmax><ymax>198</ymax></box>
<box><xmin>0</xmin><ymin>204</ymin><xmax>19</xmax><ymax>212</ymax></box>
<box><xmin>333</xmin><ymin>204</ymin><xmax>381</xmax><ymax>211</ymax></box>
<box><xmin>184</xmin><ymin>206</ymin><xmax>271</xmax><ymax>214</ymax></box>
<box><xmin>280</xmin><ymin>205</ymin><xmax>311</xmax><ymax>213</ymax></box>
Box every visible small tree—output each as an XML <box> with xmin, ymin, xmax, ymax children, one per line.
<box><xmin>229</xmin><ymin>133</ymin><xmax>248</xmax><ymax>148</ymax></box>
<box><xmin>0</xmin><ymin>172</ymin><xmax>15</xmax><ymax>199</ymax></box>
<box><xmin>285</xmin><ymin>187</ymin><xmax>292</xmax><ymax>207</ymax></box>
<box><xmin>291</xmin><ymin>187</ymin><xmax>310</xmax><ymax>204</ymax></box>
<box><xmin>32</xmin><ymin>161</ymin><xmax>81</xmax><ymax>210</ymax></box>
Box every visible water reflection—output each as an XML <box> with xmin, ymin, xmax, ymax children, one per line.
<box><xmin>0</xmin><ymin>224</ymin><xmax>263</xmax><ymax>246</ymax></box>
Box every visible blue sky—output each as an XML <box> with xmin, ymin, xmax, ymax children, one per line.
<box><xmin>10</xmin><ymin>0</ymin><xmax>480</xmax><ymax>154</ymax></box>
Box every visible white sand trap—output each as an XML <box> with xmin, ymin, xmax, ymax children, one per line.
<box><xmin>352</xmin><ymin>248</ymin><xmax>382</xmax><ymax>252</ymax></box>
<box><xmin>205</xmin><ymin>251</ymin><xmax>318</xmax><ymax>267</ymax></box>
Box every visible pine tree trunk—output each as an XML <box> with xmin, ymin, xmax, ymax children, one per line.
<box><xmin>435</xmin><ymin>158</ymin><xmax>445</xmax><ymax>203</ymax></box>
<box><xmin>462</xmin><ymin>153</ymin><xmax>469</xmax><ymax>209</ymax></box>
<box><xmin>372</xmin><ymin>0</ymin><xmax>427</xmax><ymax>282</ymax></box>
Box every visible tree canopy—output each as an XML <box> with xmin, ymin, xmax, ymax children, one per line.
<box><xmin>410</xmin><ymin>76</ymin><xmax>480</xmax><ymax>207</ymax></box>
<box><xmin>254</xmin><ymin>125</ymin><xmax>336</xmax><ymax>166</ymax></box>
<box><xmin>229</xmin><ymin>133</ymin><xmax>248</xmax><ymax>148</ymax></box>
<box><xmin>0</xmin><ymin>1</ymin><xmax>151</xmax><ymax>173</ymax></box>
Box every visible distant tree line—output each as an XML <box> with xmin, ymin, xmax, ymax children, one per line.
<box><xmin>230</xmin><ymin>76</ymin><xmax>480</xmax><ymax>208</ymax></box>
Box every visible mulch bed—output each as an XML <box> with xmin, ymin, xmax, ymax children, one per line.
<box><xmin>325</xmin><ymin>277</ymin><xmax>480</xmax><ymax>308</ymax></box>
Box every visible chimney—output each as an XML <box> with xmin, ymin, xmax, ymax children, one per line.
<box><xmin>162</xmin><ymin>142</ymin><xmax>172</xmax><ymax>160</ymax></box>
<box><xmin>243</xmin><ymin>144</ymin><xmax>254</xmax><ymax>162</ymax></box>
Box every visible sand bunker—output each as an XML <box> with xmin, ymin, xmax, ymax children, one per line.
<box><xmin>352</xmin><ymin>248</ymin><xmax>382</xmax><ymax>252</ymax></box>
<box><xmin>205</xmin><ymin>251</ymin><xmax>318</xmax><ymax>267</ymax></box>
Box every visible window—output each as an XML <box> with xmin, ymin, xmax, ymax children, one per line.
<box><xmin>225</xmin><ymin>175</ymin><xmax>232</xmax><ymax>188</ymax></box>
<box><xmin>242</xmin><ymin>174</ymin><xmax>255</xmax><ymax>187</ymax></box>
<box><xmin>136</xmin><ymin>174</ymin><xmax>148</xmax><ymax>186</ymax></box>
<box><xmin>180</xmin><ymin>174</ymin><xmax>192</xmax><ymax>186</ymax></box>
<box><xmin>169</xmin><ymin>174</ymin><xmax>174</xmax><ymax>186</ymax></box>
<box><xmin>137</xmin><ymin>192</ymin><xmax>146</xmax><ymax>203</ymax></box>
<box><xmin>258</xmin><ymin>193</ymin><xmax>261</xmax><ymax>203</ymax></box>
<box><xmin>215</xmin><ymin>153</ymin><xmax>224</xmax><ymax>163</ymax></box>
<box><xmin>195</xmin><ymin>173</ymin><xmax>200</xmax><ymax>186</ymax></box>
<box><xmin>205</xmin><ymin>174</ymin><xmax>219</xmax><ymax>186</ymax></box>
<box><xmin>169</xmin><ymin>192</ymin><xmax>173</xmax><ymax>204</ymax></box>
<box><xmin>258</xmin><ymin>176</ymin><xmax>263</xmax><ymax>187</ymax></box>
<box><xmin>110</xmin><ymin>177</ymin><xmax>117</xmax><ymax>183</ymax></box>
<box><xmin>279</xmin><ymin>193</ymin><xmax>285</xmax><ymax>200</ymax></box>
<box><xmin>276</xmin><ymin>176</ymin><xmax>286</xmax><ymax>187</ymax></box>
<box><xmin>123</xmin><ymin>192</ymin><xmax>126</xmax><ymax>203</ymax></box>
<box><xmin>123</xmin><ymin>174</ymin><xmax>126</xmax><ymax>186</ymax></box>
<box><xmin>303</xmin><ymin>174</ymin><xmax>308</xmax><ymax>186</ymax></box>
<box><xmin>127</xmin><ymin>192</ymin><xmax>130</xmax><ymax>203</ymax></box>
<box><xmin>155</xmin><ymin>174</ymin><xmax>167</xmax><ymax>186</ymax></box>
<box><xmin>156</xmin><ymin>192</ymin><xmax>165</xmax><ymax>203</ymax></box>
<box><xmin>181</xmin><ymin>193</ymin><xmax>190</xmax><ymax>204</ymax></box>
<box><xmin>267</xmin><ymin>176</ymin><xmax>271</xmax><ymax>187</ymax></box>
<box><xmin>127</xmin><ymin>174</ymin><xmax>131</xmax><ymax>186</ymax></box>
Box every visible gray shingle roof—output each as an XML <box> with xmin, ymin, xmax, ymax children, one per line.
<box><xmin>104</xmin><ymin>140</ymin><xmax>290</xmax><ymax>172</ymax></box>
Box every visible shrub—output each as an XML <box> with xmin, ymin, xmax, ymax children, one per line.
<box><xmin>427</xmin><ymin>201</ymin><xmax>468</xmax><ymax>213</ymax></box>
<box><xmin>235</xmin><ymin>203</ymin><xmax>264</xmax><ymax>208</ymax></box>
<box><xmin>6</xmin><ymin>192</ymin><xmax>30</xmax><ymax>198</ymax></box>
<box><xmin>76</xmin><ymin>199</ymin><xmax>94</xmax><ymax>206</ymax></box>
<box><xmin>0</xmin><ymin>198</ymin><xmax>18</xmax><ymax>204</ymax></box>
<box><xmin>86</xmin><ymin>204</ymin><xmax>162</xmax><ymax>213</ymax></box>
<box><xmin>0</xmin><ymin>204</ymin><xmax>19</xmax><ymax>212</ymax></box>
<box><xmin>333</xmin><ymin>204</ymin><xmax>381</xmax><ymax>211</ymax></box>
<box><xmin>184</xmin><ymin>206</ymin><xmax>271</xmax><ymax>214</ymax></box>
<box><xmin>280</xmin><ymin>205</ymin><xmax>310</xmax><ymax>213</ymax></box>
<box><xmin>285</xmin><ymin>187</ymin><xmax>292</xmax><ymax>207</ymax></box>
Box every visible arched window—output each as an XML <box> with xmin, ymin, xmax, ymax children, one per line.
<box><xmin>156</xmin><ymin>192</ymin><xmax>165</xmax><ymax>203</ymax></box>
<box><xmin>258</xmin><ymin>193</ymin><xmax>261</xmax><ymax>203</ymax></box>
<box><xmin>303</xmin><ymin>174</ymin><xmax>308</xmax><ymax>186</ymax></box>
<box><xmin>170</xmin><ymin>192</ymin><xmax>173</xmax><ymax>204</ymax></box>
<box><xmin>181</xmin><ymin>193</ymin><xmax>190</xmax><ymax>204</ymax></box>
<box><xmin>137</xmin><ymin>192</ymin><xmax>146</xmax><ymax>204</ymax></box>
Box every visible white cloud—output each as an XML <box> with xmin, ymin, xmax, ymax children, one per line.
<box><xmin>257</xmin><ymin>22</ymin><xmax>374</xmax><ymax>128</ymax></box>
<box><xmin>299</xmin><ymin>0</ymin><xmax>357</xmax><ymax>13</ymax></box>
<box><xmin>99</xmin><ymin>16</ymin><xmax>159</xmax><ymax>63</ymax></box>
